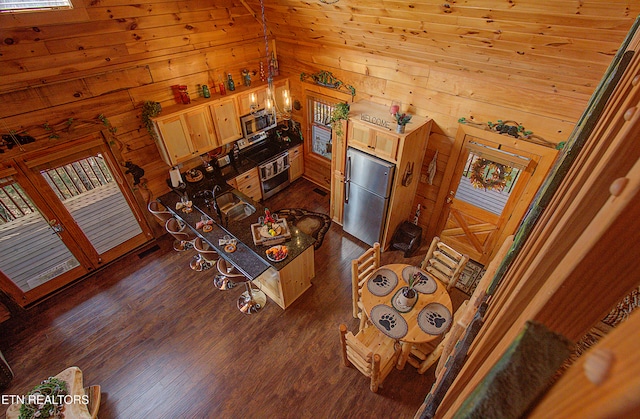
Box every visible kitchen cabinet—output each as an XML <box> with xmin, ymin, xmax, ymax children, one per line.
<box><xmin>330</xmin><ymin>119</ymin><xmax>348</xmax><ymax>224</ymax></box>
<box><xmin>210</xmin><ymin>97</ymin><xmax>243</xmax><ymax>145</ymax></box>
<box><xmin>237</xmin><ymin>87</ymin><xmax>268</xmax><ymax>116</ymax></box>
<box><xmin>151</xmin><ymin>77</ymin><xmax>288</xmax><ymax>166</ymax></box>
<box><xmin>254</xmin><ymin>245</ymin><xmax>314</xmax><ymax>309</ymax></box>
<box><xmin>348</xmin><ymin>119</ymin><xmax>400</xmax><ymax>162</ymax></box>
<box><xmin>288</xmin><ymin>144</ymin><xmax>304</xmax><ymax>181</ymax></box>
<box><xmin>152</xmin><ymin>105</ymin><xmax>219</xmax><ymax>166</ymax></box>
<box><xmin>227</xmin><ymin>167</ymin><xmax>261</xmax><ymax>202</ymax></box>
<box><xmin>334</xmin><ymin>100</ymin><xmax>432</xmax><ymax>250</ymax></box>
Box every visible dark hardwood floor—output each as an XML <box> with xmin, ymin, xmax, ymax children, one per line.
<box><xmin>0</xmin><ymin>178</ymin><xmax>467</xmax><ymax>419</ymax></box>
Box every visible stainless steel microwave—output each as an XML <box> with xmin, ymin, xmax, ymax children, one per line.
<box><xmin>240</xmin><ymin>108</ymin><xmax>277</xmax><ymax>142</ymax></box>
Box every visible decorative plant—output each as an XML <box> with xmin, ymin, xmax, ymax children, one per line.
<box><xmin>330</xmin><ymin>102</ymin><xmax>350</xmax><ymax>142</ymax></box>
<box><xmin>141</xmin><ymin>100</ymin><xmax>162</xmax><ymax>141</ymax></box>
<box><xmin>394</xmin><ymin>112</ymin><xmax>412</xmax><ymax>126</ymax></box>
<box><xmin>18</xmin><ymin>377</ymin><xmax>68</xmax><ymax>419</ymax></box>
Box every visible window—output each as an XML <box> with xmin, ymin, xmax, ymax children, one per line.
<box><xmin>0</xmin><ymin>0</ymin><xmax>72</xmax><ymax>12</ymax></box>
<box><xmin>308</xmin><ymin>96</ymin><xmax>336</xmax><ymax>160</ymax></box>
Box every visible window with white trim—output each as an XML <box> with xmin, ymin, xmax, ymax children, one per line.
<box><xmin>0</xmin><ymin>0</ymin><xmax>72</xmax><ymax>12</ymax></box>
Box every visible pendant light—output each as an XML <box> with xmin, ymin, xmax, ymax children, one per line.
<box><xmin>254</xmin><ymin>0</ymin><xmax>292</xmax><ymax>122</ymax></box>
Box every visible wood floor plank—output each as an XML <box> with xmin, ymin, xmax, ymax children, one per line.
<box><xmin>0</xmin><ymin>178</ymin><xmax>468</xmax><ymax>418</ymax></box>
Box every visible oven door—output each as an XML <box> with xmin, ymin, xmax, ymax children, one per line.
<box><xmin>261</xmin><ymin>169</ymin><xmax>290</xmax><ymax>199</ymax></box>
<box><xmin>260</xmin><ymin>152</ymin><xmax>290</xmax><ymax>199</ymax></box>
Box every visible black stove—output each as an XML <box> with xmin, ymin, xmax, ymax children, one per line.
<box><xmin>240</xmin><ymin>141</ymin><xmax>282</xmax><ymax>165</ymax></box>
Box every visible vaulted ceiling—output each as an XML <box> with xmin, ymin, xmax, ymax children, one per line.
<box><xmin>245</xmin><ymin>0</ymin><xmax>638</xmax><ymax>97</ymax></box>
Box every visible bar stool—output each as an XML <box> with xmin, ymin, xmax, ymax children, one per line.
<box><xmin>214</xmin><ymin>258</ymin><xmax>241</xmax><ymax>291</ymax></box>
<box><xmin>215</xmin><ymin>258</ymin><xmax>267</xmax><ymax>314</ymax></box>
<box><xmin>165</xmin><ymin>218</ymin><xmax>197</xmax><ymax>252</ymax></box>
<box><xmin>148</xmin><ymin>200</ymin><xmax>173</xmax><ymax>227</ymax></box>
<box><xmin>193</xmin><ymin>237</ymin><xmax>219</xmax><ymax>271</ymax></box>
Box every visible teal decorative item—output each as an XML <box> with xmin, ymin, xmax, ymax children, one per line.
<box><xmin>227</xmin><ymin>73</ymin><xmax>235</xmax><ymax>91</ymax></box>
<box><xmin>458</xmin><ymin>117</ymin><xmax>559</xmax><ymax>148</ymax></box>
<box><xmin>300</xmin><ymin>70</ymin><xmax>356</xmax><ymax>97</ymax></box>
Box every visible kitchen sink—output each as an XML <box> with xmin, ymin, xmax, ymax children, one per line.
<box><xmin>216</xmin><ymin>191</ymin><xmax>256</xmax><ymax>221</ymax></box>
<box><xmin>224</xmin><ymin>202</ymin><xmax>256</xmax><ymax>221</ymax></box>
<box><xmin>216</xmin><ymin>191</ymin><xmax>241</xmax><ymax>211</ymax></box>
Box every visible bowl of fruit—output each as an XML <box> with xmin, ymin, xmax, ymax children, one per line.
<box><xmin>266</xmin><ymin>245</ymin><xmax>288</xmax><ymax>262</ymax></box>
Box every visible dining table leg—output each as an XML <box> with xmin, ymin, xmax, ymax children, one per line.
<box><xmin>397</xmin><ymin>342</ymin><xmax>412</xmax><ymax>370</ymax></box>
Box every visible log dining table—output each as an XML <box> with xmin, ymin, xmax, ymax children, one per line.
<box><xmin>360</xmin><ymin>263</ymin><xmax>453</xmax><ymax>370</ymax></box>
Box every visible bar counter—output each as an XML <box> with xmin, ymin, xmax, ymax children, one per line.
<box><xmin>158</xmin><ymin>167</ymin><xmax>316</xmax><ymax>309</ymax></box>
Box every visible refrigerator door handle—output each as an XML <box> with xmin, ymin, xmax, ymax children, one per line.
<box><xmin>345</xmin><ymin>156</ymin><xmax>351</xmax><ymax>203</ymax></box>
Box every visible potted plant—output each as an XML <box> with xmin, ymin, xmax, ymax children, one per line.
<box><xmin>18</xmin><ymin>377</ymin><xmax>68</xmax><ymax>419</ymax></box>
<box><xmin>397</xmin><ymin>271</ymin><xmax>420</xmax><ymax>309</ymax></box>
<box><xmin>394</xmin><ymin>111</ymin><xmax>412</xmax><ymax>134</ymax></box>
<box><xmin>141</xmin><ymin>100</ymin><xmax>162</xmax><ymax>141</ymax></box>
<box><xmin>330</xmin><ymin>102</ymin><xmax>350</xmax><ymax>143</ymax></box>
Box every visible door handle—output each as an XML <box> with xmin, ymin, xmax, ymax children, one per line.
<box><xmin>49</xmin><ymin>219</ymin><xmax>64</xmax><ymax>233</ymax></box>
<box><xmin>445</xmin><ymin>190</ymin><xmax>454</xmax><ymax>204</ymax></box>
<box><xmin>344</xmin><ymin>156</ymin><xmax>351</xmax><ymax>203</ymax></box>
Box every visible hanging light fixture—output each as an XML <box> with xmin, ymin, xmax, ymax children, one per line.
<box><xmin>255</xmin><ymin>0</ymin><xmax>292</xmax><ymax>123</ymax></box>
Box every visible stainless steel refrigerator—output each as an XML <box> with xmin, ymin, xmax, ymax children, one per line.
<box><xmin>343</xmin><ymin>147</ymin><xmax>396</xmax><ymax>246</ymax></box>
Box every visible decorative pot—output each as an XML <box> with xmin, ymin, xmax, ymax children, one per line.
<box><xmin>396</xmin><ymin>124</ymin><xmax>406</xmax><ymax>134</ymax></box>
<box><xmin>398</xmin><ymin>286</ymin><xmax>417</xmax><ymax>307</ymax></box>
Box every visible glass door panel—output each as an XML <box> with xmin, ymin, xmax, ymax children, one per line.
<box><xmin>308</xmin><ymin>96</ymin><xmax>335</xmax><ymax>160</ymax></box>
<box><xmin>454</xmin><ymin>151</ymin><xmax>524</xmax><ymax>216</ymax></box>
<box><xmin>0</xmin><ymin>176</ymin><xmax>83</xmax><ymax>294</ymax></box>
<box><xmin>39</xmin><ymin>153</ymin><xmax>144</xmax><ymax>255</ymax></box>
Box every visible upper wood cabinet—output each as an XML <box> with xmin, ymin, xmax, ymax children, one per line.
<box><xmin>210</xmin><ymin>97</ymin><xmax>243</xmax><ymax>145</ymax></box>
<box><xmin>153</xmin><ymin>104</ymin><xmax>219</xmax><ymax>166</ymax></box>
<box><xmin>151</xmin><ymin>77</ymin><xmax>289</xmax><ymax>166</ymax></box>
<box><xmin>348</xmin><ymin>120</ymin><xmax>400</xmax><ymax>162</ymax></box>
<box><xmin>237</xmin><ymin>87</ymin><xmax>268</xmax><ymax>116</ymax></box>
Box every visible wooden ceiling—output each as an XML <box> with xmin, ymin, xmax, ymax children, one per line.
<box><xmin>245</xmin><ymin>0</ymin><xmax>639</xmax><ymax>96</ymax></box>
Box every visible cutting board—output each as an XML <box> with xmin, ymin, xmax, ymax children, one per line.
<box><xmin>251</xmin><ymin>219</ymin><xmax>291</xmax><ymax>246</ymax></box>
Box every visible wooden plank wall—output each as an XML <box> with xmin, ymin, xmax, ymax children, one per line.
<box><xmin>0</xmin><ymin>0</ymin><xmax>268</xmax><ymax>205</ymax></box>
<box><xmin>263</xmin><ymin>0</ymin><xmax>638</xmax><ymax>240</ymax></box>
<box><xmin>0</xmin><ymin>0</ymin><xmax>638</xmax><ymax>240</ymax></box>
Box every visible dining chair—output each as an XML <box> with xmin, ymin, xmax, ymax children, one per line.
<box><xmin>420</xmin><ymin>236</ymin><xmax>469</xmax><ymax>291</ymax></box>
<box><xmin>165</xmin><ymin>217</ymin><xmax>197</xmax><ymax>252</ymax></box>
<box><xmin>352</xmin><ymin>242</ymin><xmax>381</xmax><ymax>331</ymax></box>
<box><xmin>148</xmin><ymin>200</ymin><xmax>173</xmax><ymax>226</ymax></box>
<box><xmin>406</xmin><ymin>300</ymin><xmax>468</xmax><ymax>374</ymax></box>
<box><xmin>193</xmin><ymin>237</ymin><xmax>219</xmax><ymax>271</ymax></box>
<box><xmin>339</xmin><ymin>323</ymin><xmax>401</xmax><ymax>393</ymax></box>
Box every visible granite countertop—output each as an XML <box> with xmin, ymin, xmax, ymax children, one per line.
<box><xmin>214</xmin><ymin>123</ymin><xmax>304</xmax><ymax>181</ymax></box>
<box><xmin>158</xmin><ymin>156</ymin><xmax>314</xmax><ymax>279</ymax></box>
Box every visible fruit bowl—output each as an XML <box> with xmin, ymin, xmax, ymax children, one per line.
<box><xmin>266</xmin><ymin>245</ymin><xmax>288</xmax><ymax>262</ymax></box>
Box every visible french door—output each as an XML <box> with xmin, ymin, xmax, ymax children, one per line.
<box><xmin>0</xmin><ymin>134</ymin><xmax>152</xmax><ymax>306</ymax></box>
<box><xmin>436</xmin><ymin>125</ymin><xmax>558</xmax><ymax>265</ymax></box>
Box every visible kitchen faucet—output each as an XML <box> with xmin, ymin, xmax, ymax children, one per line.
<box><xmin>212</xmin><ymin>184</ymin><xmax>223</xmax><ymax>224</ymax></box>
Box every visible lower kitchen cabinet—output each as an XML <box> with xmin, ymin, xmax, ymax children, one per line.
<box><xmin>289</xmin><ymin>144</ymin><xmax>304</xmax><ymax>181</ymax></box>
<box><xmin>227</xmin><ymin>167</ymin><xmax>261</xmax><ymax>202</ymax></box>
<box><xmin>255</xmin><ymin>246</ymin><xmax>314</xmax><ymax>309</ymax></box>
